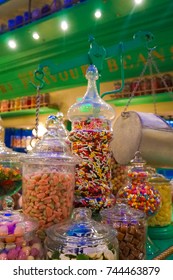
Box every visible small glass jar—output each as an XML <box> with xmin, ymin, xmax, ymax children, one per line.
<box><xmin>100</xmin><ymin>202</ymin><xmax>147</xmax><ymax>260</ymax></box>
<box><xmin>148</xmin><ymin>172</ymin><xmax>172</xmax><ymax>227</ymax></box>
<box><xmin>117</xmin><ymin>152</ymin><xmax>161</xmax><ymax>217</ymax></box>
<box><xmin>22</xmin><ymin>115</ymin><xmax>78</xmax><ymax>231</ymax></box>
<box><xmin>0</xmin><ymin>197</ymin><xmax>44</xmax><ymax>260</ymax></box>
<box><xmin>67</xmin><ymin>65</ymin><xmax>115</xmax><ymax>211</ymax></box>
<box><xmin>0</xmin><ymin>122</ymin><xmax>22</xmax><ymax>199</ymax></box>
<box><xmin>44</xmin><ymin>207</ymin><xmax>119</xmax><ymax>260</ymax></box>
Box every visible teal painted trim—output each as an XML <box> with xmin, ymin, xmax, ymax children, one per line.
<box><xmin>0</xmin><ymin>107</ymin><xmax>58</xmax><ymax>118</ymax></box>
<box><xmin>107</xmin><ymin>92</ymin><xmax>173</xmax><ymax>107</ymax></box>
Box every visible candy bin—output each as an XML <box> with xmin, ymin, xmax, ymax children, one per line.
<box><xmin>148</xmin><ymin>172</ymin><xmax>172</xmax><ymax>227</ymax></box>
<box><xmin>21</xmin><ymin>115</ymin><xmax>78</xmax><ymax>235</ymax></box>
<box><xmin>0</xmin><ymin>121</ymin><xmax>22</xmax><ymax>200</ymax></box>
<box><xmin>0</xmin><ymin>196</ymin><xmax>44</xmax><ymax>260</ymax></box>
<box><xmin>67</xmin><ymin>65</ymin><xmax>115</xmax><ymax>211</ymax></box>
<box><xmin>100</xmin><ymin>201</ymin><xmax>147</xmax><ymax>260</ymax></box>
<box><xmin>116</xmin><ymin>151</ymin><xmax>162</xmax><ymax>256</ymax></box>
<box><xmin>44</xmin><ymin>207</ymin><xmax>119</xmax><ymax>260</ymax></box>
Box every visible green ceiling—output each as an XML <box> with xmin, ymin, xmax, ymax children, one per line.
<box><xmin>0</xmin><ymin>0</ymin><xmax>173</xmax><ymax>100</ymax></box>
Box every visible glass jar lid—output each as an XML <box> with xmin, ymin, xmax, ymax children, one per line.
<box><xmin>46</xmin><ymin>208</ymin><xmax>117</xmax><ymax>247</ymax></box>
<box><xmin>22</xmin><ymin>114</ymin><xmax>78</xmax><ymax>164</ymax></box>
<box><xmin>100</xmin><ymin>201</ymin><xmax>146</xmax><ymax>223</ymax></box>
<box><xmin>0</xmin><ymin>196</ymin><xmax>38</xmax><ymax>239</ymax></box>
<box><xmin>67</xmin><ymin>65</ymin><xmax>115</xmax><ymax>122</ymax></box>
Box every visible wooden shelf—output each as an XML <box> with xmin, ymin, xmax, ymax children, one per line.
<box><xmin>0</xmin><ymin>107</ymin><xmax>58</xmax><ymax>119</ymax></box>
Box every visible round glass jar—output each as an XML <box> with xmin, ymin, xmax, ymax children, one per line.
<box><xmin>0</xmin><ymin>122</ymin><xmax>22</xmax><ymax>199</ymax></box>
<box><xmin>148</xmin><ymin>173</ymin><xmax>172</xmax><ymax>227</ymax></box>
<box><xmin>100</xmin><ymin>202</ymin><xmax>147</xmax><ymax>260</ymax></box>
<box><xmin>117</xmin><ymin>152</ymin><xmax>161</xmax><ymax>217</ymax></box>
<box><xmin>21</xmin><ymin>115</ymin><xmax>78</xmax><ymax>231</ymax></box>
<box><xmin>44</xmin><ymin>207</ymin><xmax>119</xmax><ymax>260</ymax></box>
<box><xmin>0</xmin><ymin>197</ymin><xmax>44</xmax><ymax>260</ymax></box>
<box><xmin>67</xmin><ymin>65</ymin><xmax>116</xmax><ymax>211</ymax></box>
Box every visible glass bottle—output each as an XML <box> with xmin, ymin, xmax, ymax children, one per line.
<box><xmin>67</xmin><ymin>65</ymin><xmax>115</xmax><ymax>211</ymax></box>
<box><xmin>100</xmin><ymin>201</ymin><xmax>147</xmax><ymax>260</ymax></box>
<box><xmin>44</xmin><ymin>207</ymin><xmax>119</xmax><ymax>260</ymax></box>
<box><xmin>22</xmin><ymin>115</ymin><xmax>78</xmax><ymax>232</ymax></box>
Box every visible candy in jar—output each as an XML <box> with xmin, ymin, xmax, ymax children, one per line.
<box><xmin>21</xmin><ymin>114</ymin><xmax>78</xmax><ymax>231</ymax></box>
<box><xmin>100</xmin><ymin>201</ymin><xmax>147</xmax><ymax>260</ymax></box>
<box><xmin>44</xmin><ymin>207</ymin><xmax>119</xmax><ymax>260</ymax></box>
<box><xmin>148</xmin><ymin>171</ymin><xmax>172</xmax><ymax>227</ymax></box>
<box><xmin>0</xmin><ymin>196</ymin><xmax>44</xmax><ymax>260</ymax></box>
<box><xmin>67</xmin><ymin>65</ymin><xmax>116</xmax><ymax>211</ymax></box>
<box><xmin>117</xmin><ymin>152</ymin><xmax>161</xmax><ymax>217</ymax></box>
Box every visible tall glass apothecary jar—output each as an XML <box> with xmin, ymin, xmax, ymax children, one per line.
<box><xmin>22</xmin><ymin>115</ymin><xmax>78</xmax><ymax>231</ymax></box>
<box><xmin>67</xmin><ymin>65</ymin><xmax>115</xmax><ymax>211</ymax></box>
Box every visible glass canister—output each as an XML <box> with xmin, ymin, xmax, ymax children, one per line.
<box><xmin>0</xmin><ymin>196</ymin><xmax>44</xmax><ymax>260</ymax></box>
<box><xmin>100</xmin><ymin>202</ymin><xmax>147</xmax><ymax>260</ymax></box>
<box><xmin>0</xmin><ymin>121</ymin><xmax>22</xmax><ymax>199</ymax></box>
<box><xmin>21</xmin><ymin>115</ymin><xmax>78</xmax><ymax>231</ymax></box>
<box><xmin>148</xmin><ymin>172</ymin><xmax>172</xmax><ymax>227</ymax></box>
<box><xmin>67</xmin><ymin>65</ymin><xmax>116</xmax><ymax>211</ymax></box>
<box><xmin>44</xmin><ymin>207</ymin><xmax>119</xmax><ymax>260</ymax></box>
<box><xmin>116</xmin><ymin>152</ymin><xmax>161</xmax><ymax>218</ymax></box>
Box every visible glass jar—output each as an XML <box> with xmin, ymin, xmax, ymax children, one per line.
<box><xmin>67</xmin><ymin>65</ymin><xmax>115</xmax><ymax>211</ymax></box>
<box><xmin>0</xmin><ymin>196</ymin><xmax>44</xmax><ymax>260</ymax></box>
<box><xmin>22</xmin><ymin>115</ymin><xmax>78</xmax><ymax>231</ymax></box>
<box><xmin>116</xmin><ymin>152</ymin><xmax>161</xmax><ymax>217</ymax></box>
<box><xmin>44</xmin><ymin>207</ymin><xmax>119</xmax><ymax>260</ymax></box>
<box><xmin>0</xmin><ymin>122</ymin><xmax>22</xmax><ymax>199</ymax></box>
<box><xmin>100</xmin><ymin>202</ymin><xmax>147</xmax><ymax>260</ymax></box>
<box><xmin>148</xmin><ymin>172</ymin><xmax>172</xmax><ymax>227</ymax></box>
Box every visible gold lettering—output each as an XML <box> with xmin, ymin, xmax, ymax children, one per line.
<box><xmin>58</xmin><ymin>71</ymin><xmax>68</xmax><ymax>81</ymax></box>
<box><xmin>18</xmin><ymin>73</ymin><xmax>29</xmax><ymax>88</ymax></box>
<box><xmin>80</xmin><ymin>65</ymin><xmax>89</xmax><ymax>76</ymax></box>
<box><xmin>136</xmin><ymin>53</ymin><xmax>146</xmax><ymax>67</ymax></box>
<box><xmin>123</xmin><ymin>55</ymin><xmax>134</xmax><ymax>69</ymax></box>
<box><xmin>152</xmin><ymin>49</ymin><xmax>165</xmax><ymax>62</ymax></box>
<box><xmin>0</xmin><ymin>85</ymin><xmax>7</xmax><ymax>93</ymax></box>
<box><xmin>43</xmin><ymin>67</ymin><xmax>57</xmax><ymax>83</ymax></box>
<box><xmin>107</xmin><ymin>59</ymin><xmax>118</xmax><ymax>72</ymax></box>
<box><xmin>69</xmin><ymin>68</ymin><xmax>79</xmax><ymax>79</ymax></box>
<box><xmin>7</xmin><ymin>83</ymin><xmax>13</xmax><ymax>91</ymax></box>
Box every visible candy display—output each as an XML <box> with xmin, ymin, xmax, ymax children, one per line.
<box><xmin>117</xmin><ymin>152</ymin><xmax>161</xmax><ymax>217</ymax></box>
<box><xmin>44</xmin><ymin>208</ymin><xmax>119</xmax><ymax>260</ymax></box>
<box><xmin>22</xmin><ymin>115</ymin><xmax>77</xmax><ymax>231</ymax></box>
<box><xmin>100</xmin><ymin>202</ymin><xmax>147</xmax><ymax>260</ymax></box>
<box><xmin>67</xmin><ymin>65</ymin><xmax>115</xmax><ymax>210</ymax></box>
<box><xmin>0</xmin><ymin>196</ymin><xmax>44</xmax><ymax>260</ymax></box>
<box><xmin>148</xmin><ymin>173</ymin><xmax>172</xmax><ymax>227</ymax></box>
<box><xmin>110</xmin><ymin>155</ymin><xmax>128</xmax><ymax>196</ymax></box>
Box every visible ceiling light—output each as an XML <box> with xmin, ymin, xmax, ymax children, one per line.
<box><xmin>60</xmin><ymin>21</ymin><xmax>68</xmax><ymax>31</ymax></box>
<box><xmin>134</xmin><ymin>0</ymin><xmax>143</xmax><ymax>4</ymax></box>
<box><xmin>8</xmin><ymin>40</ymin><xmax>17</xmax><ymax>49</ymax></box>
<box><xmin>95</xmin><ymin>10</ymin><xmax>102</xmax><ymax>19</ymax></box>
<box><xmin>32</xmin><ymin>32</ymin><xmax>40</xmax><ymax>40</ymax></box>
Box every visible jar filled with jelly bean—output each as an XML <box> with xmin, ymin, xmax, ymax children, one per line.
<box><xmin>148</xmin><ymin>172</ymin><xmax>172</xmax><ymax>227</ymax></box>
<box><xmin>116</xmin><ymin>152</ymin><xmax>161</xmax><ymax>218</ymax></box>
<box><xmin>67</xmin><ymin>65</ymin><xmax>116</xmax><ymax>211</ymax></box>
<box><xmin>0</xmin><ymin>196</ymin><xmax>44</xmax><ymax>260</ymax></box>
<box><xmin>22</xmin><ymin>115</ymin><xmax>78</xmax><ymax>232</ymax></box>
<box><xmin>44</xmin><ymin>207</ymin><xmax>119</xmax><ymax>260</ymax></box>
<box><xmin>0</xmin><ymin>121</ymin><xmax>22</xmax><ymax>199</ymax></box>
<box><xmin>100</xmin><ymin>201</ymin><xmax>147</xmax><ymax>260</ymax></box>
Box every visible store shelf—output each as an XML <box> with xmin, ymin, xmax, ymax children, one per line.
<box><xmin>0</xmin><ymin>107</ymin><xmax>59</xmax><ymax>119</ymax></box>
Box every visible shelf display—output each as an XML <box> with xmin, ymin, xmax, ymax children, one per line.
<box><xmin>100</xmin><ymin>201</ymin><xmax>147</xmax><ymax>260</ymax></box>
<box><xmin>22</xmin><ymin>115</ymin><xmax>78</xmax><ymax>231</ymax></box>
<box><xmin>67</xmin><ymin>65</ymin><xmax>115</xmax><ymax>211</ymax></box>
<box><xmin>0</xmin><ymin>196</ymin><xmax>44</xmax><ymax>260</ymax></box>
<box><xmin>44</xmin><ymin>207</ymin><xmax>119</xmax><ymax>260</ymax></box>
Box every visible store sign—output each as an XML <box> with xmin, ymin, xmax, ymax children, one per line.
<box><xmin>0</xmin><ymin>45</ymin><xmax>172</xmax><ymax>101</ymax></box>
